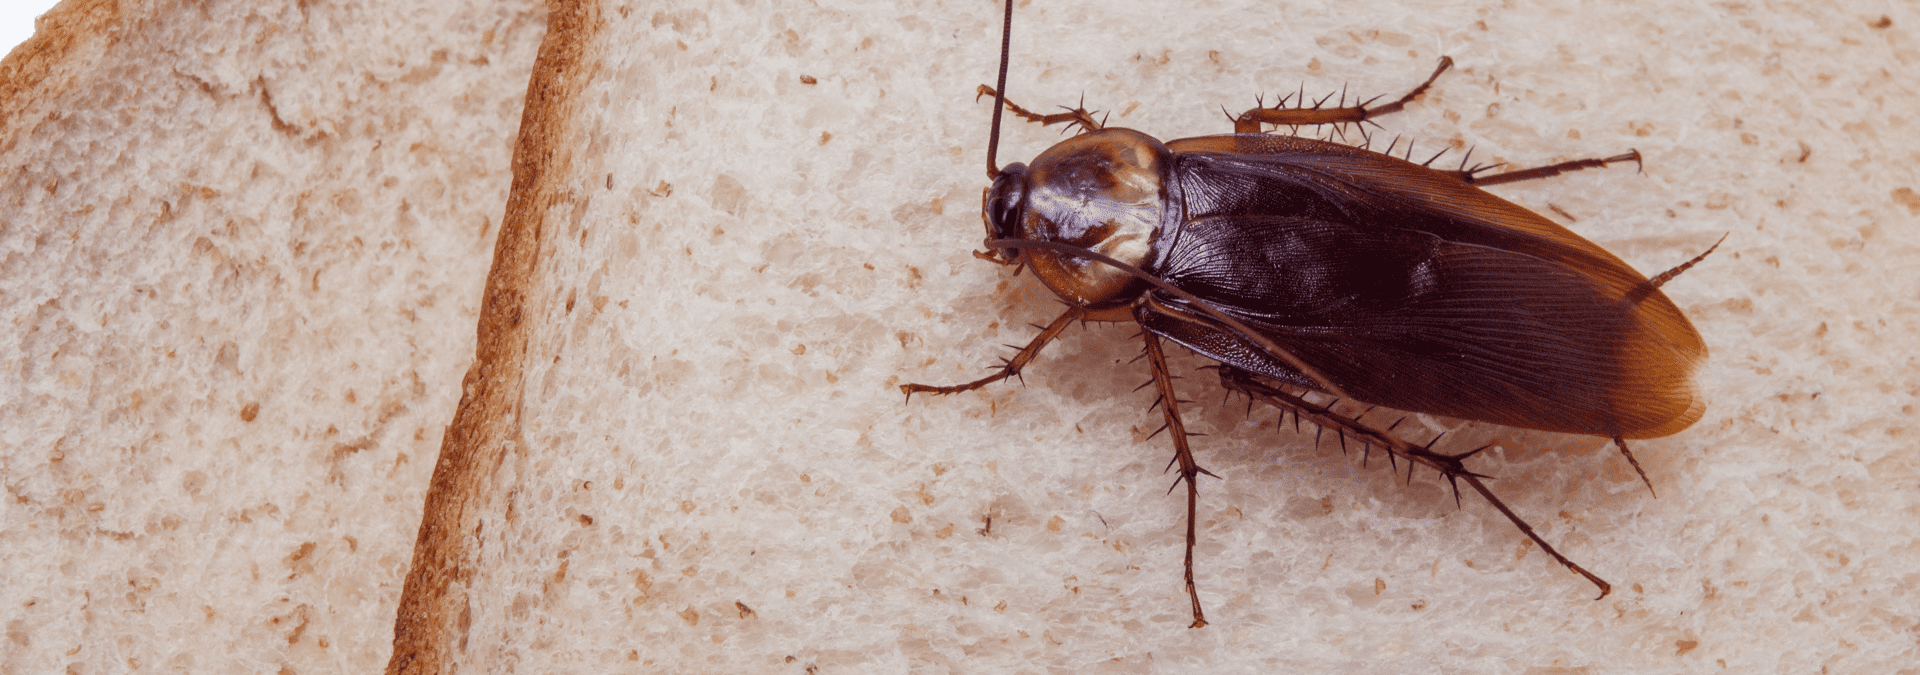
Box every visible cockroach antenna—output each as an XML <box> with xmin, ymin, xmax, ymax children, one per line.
<box><xmin>984</xmin><ymin>0</ymin><xmax>1013</xmax><ymax>179</ymax></box>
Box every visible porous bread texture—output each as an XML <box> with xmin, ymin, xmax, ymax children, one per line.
<box><xmin>0</xmin><ymin>0</ymin><xmax>544</xmax><ymax>672</ymax></box>
<box><xmin>393</xmin><ymin>1</ymin><xmax>1920</xmax><ymax>674</ymax></box>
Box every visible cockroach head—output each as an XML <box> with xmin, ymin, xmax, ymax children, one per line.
<box><xmin>983</xmin><ymin>162</ymin><xmax>1030</xmax><ymax>261</ymax></box>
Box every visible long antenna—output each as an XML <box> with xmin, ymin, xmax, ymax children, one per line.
<box><xmin>985</xmin><ymin>0</ymin><xmax>1014</xmax><ymax>179</ymax></box>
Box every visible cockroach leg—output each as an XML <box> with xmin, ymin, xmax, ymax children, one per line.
<box><xmin>900</xmin><ymin>306</ymin><xmax>1087</xmax><ymax>399</ymax></box>
<box><xmin>1232</xmin><ymin>56</ymin><xmax>1453</xmax><ymax>134</ymax></box>
<box><xmin>976</xmin><ymin>85</ymin><xmax>1104</xmax><ymax>132</ymax></box>
<box><xmin>1217</xmin><ymin>368</ymin><xmax>1614</xmax><ymax>600</ymax></box>
<box><xmin>1461</xmin><ymin>150</ymin><xmax>1642</xmax><ymax>187</ymax></box>
<box><xmin>1142</xmin><ymin>332</ymin><xmax>1211</xmax><ymax>629</ymax></box>
<box><xmin>971</xmin><ymin>249</ymin><xmax>1015</xmax><ymax>264</ymax></box>
<box><xmin>1612</xmin><ymin>436</ymin><xmax>1657</xmax><ymax>497</ymax></box>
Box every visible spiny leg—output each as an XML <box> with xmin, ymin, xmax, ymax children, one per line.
<box><xmin>1218</xmin><ymin>368</ymin><xmax>1613</xmax><ymax>600</ymax></box>
<box><xmin>976</xmin><ymin>85</ymin><xmax>1104</xmax><ymax>132</ymax></box>
<box><xmin>1231</xmin><ymin>58</ymin><xmax>1645</xmax><ymax>189</ymax></box>
<box><xmin>1458</xmin><ymin>150</ymin><xmax>1642</xmax><ymax>187</ymax></box>
<box><xmin>1232</xmin><ymin>56</ymin><xmax>1453</xmax><ymax>134</ymax></box>
<box><xmin>901</xmin><ymin>306</ymin><xmax>1087</xmax><ymax>398</ymax></box>
<box><xmin>1142</xmin><ymin>332</ymin><xmax>1211</xmax><ymax>628</ymax></box>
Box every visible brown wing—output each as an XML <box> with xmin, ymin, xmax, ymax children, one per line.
<box><xmin>1143</xmin><ymin>135</ymin><xmax>1705</xmax><ymax>438</ymax></box>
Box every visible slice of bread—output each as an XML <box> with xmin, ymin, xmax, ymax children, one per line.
<box><xmin>0</xmin><ymin>0</ymin><xmax>544</xmax><ymax>671</ymax></box>
<box><xmin>385</xmin><ymin>1</ymin><xmax>1920</xmax><ymax>672</ymax></box>
<box><xmin>379</xmin><ymin>0</ymin><xmax>1822</xmax><ymax>671</ymax></box>
<box><xmin>10</xmin><ymin>0</ymin><xmax>1914</xmax><ymax>672</ymax></box>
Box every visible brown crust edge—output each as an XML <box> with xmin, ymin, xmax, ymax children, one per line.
<box><xmin>384</xmin><ymin>1</ymin><xmax>602</xmax><ymax>672</ymax></box>
<box><xmin>0</xmin><ymin>0</ymin><xmax>125</xmax><ymax>146</ymax></box>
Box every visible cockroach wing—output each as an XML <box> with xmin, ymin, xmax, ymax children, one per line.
<box><xmin>1142</xmin><ymin>135</ymin><xmax>1705</xmax><ymax>439</ymax></box>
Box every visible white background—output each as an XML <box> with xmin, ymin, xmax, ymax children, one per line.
<box><xmin>3</xmin><ymin>0</ymin><xmax>59</xmax><ymax>58</ymax></box>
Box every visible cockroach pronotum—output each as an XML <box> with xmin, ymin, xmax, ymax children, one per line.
<box><xmin>903</xmin><ymin>0</ymin><xmax>1718</xmax><ymax>628</ymax></box>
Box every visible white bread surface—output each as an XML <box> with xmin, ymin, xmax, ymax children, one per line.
<box><xmin>1</xmin><ymin>0</ymin><xmax>544</xmax><ymax>671</ymax></box>
<box><xmin>5</xmin><ymin>0</ymin><xmax>1915</xmax><ymax>672</ymax></box>
<box><xmin>389</xmin><ymin>0</ymin><xmax>1920</xmax><ymax>673</ymax></box>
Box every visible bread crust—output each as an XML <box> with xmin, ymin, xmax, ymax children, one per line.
<box><xmin>385</xmin><ymin>2</ymin><xmax>604</xmax><ymax>672</ymax></box>
<box><xmin>0</xmin><ymin>0</ymin><xmax>123</xmax><ymax>139</ymax></box>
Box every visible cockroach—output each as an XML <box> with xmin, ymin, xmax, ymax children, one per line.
<box><xmin>904</xmin><ymin>0</ymin><xmax>1717</xmax><ymax>628</ymax></box>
